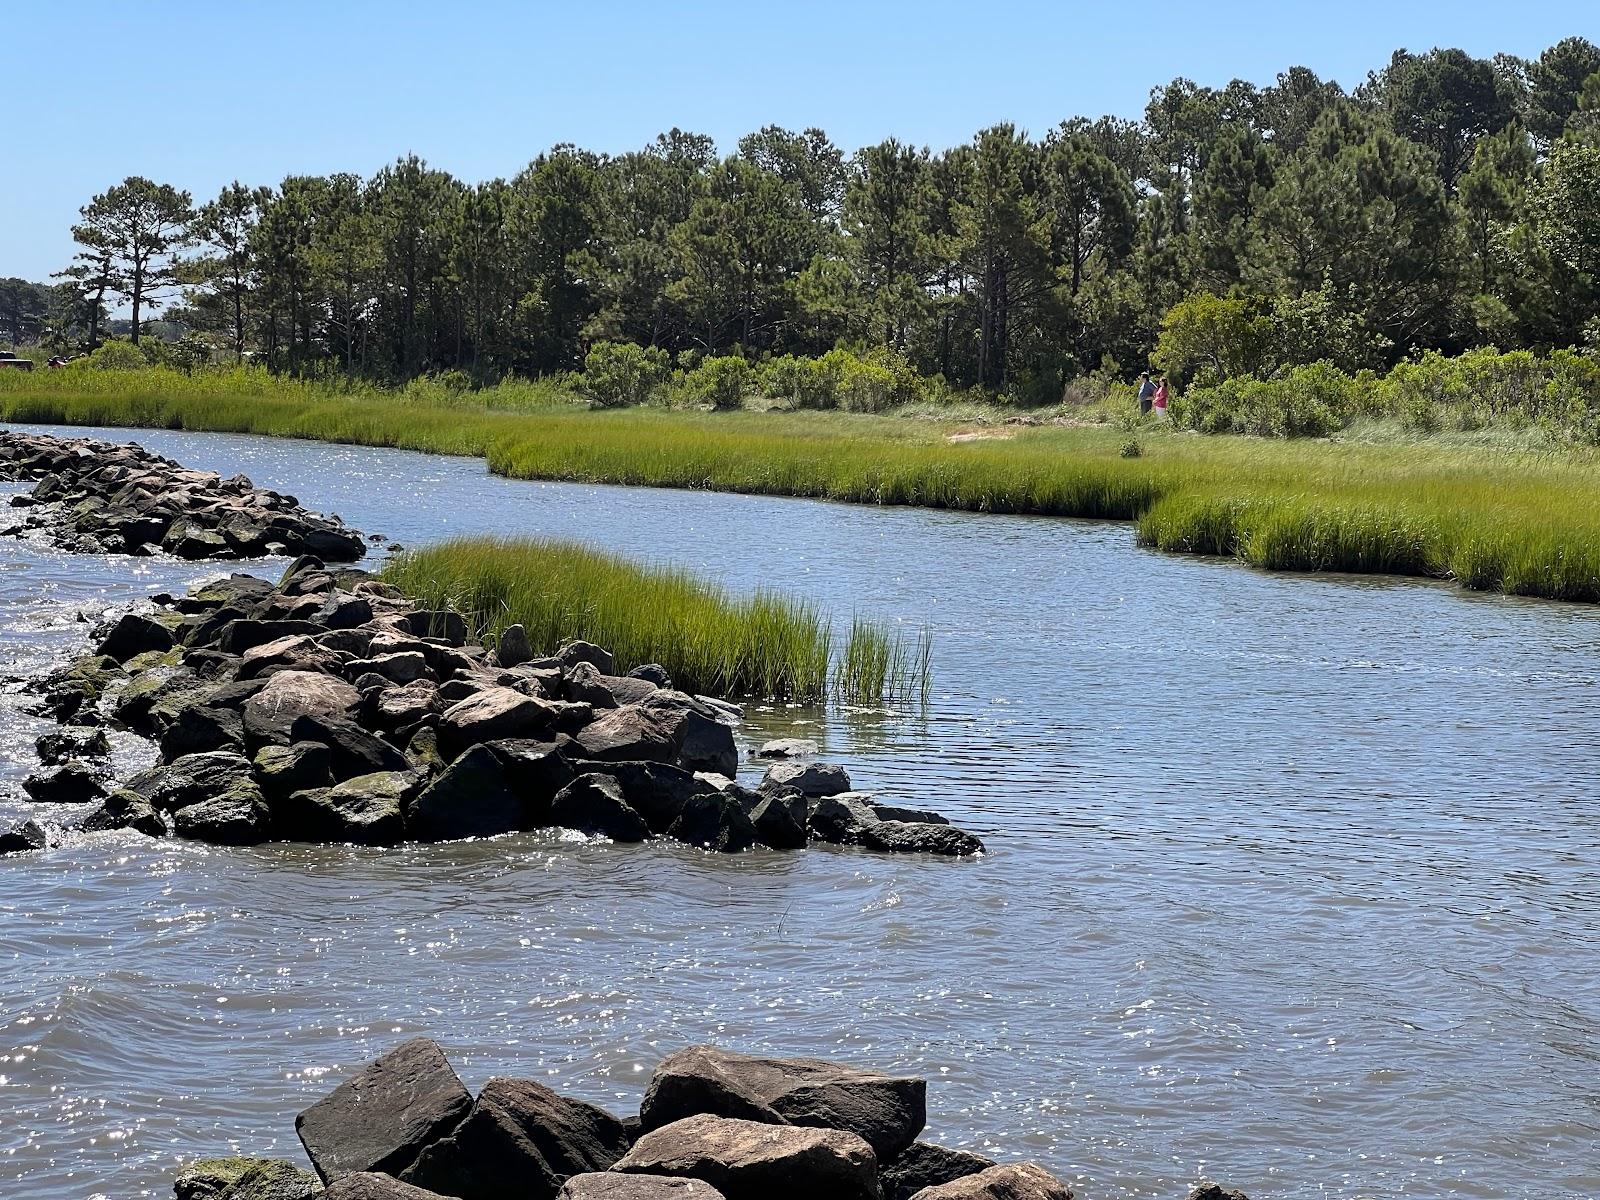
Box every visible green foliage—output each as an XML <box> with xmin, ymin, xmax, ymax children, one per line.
<box><xmin>1153</xmin><ymin>293</ymin><xmax>1275</xmax><ymax>387</ymax></box>
<box><xmin>677</xmin><ymin>354</ymin><xmax>754</xmax><ymax>410</ymax></box>
<box><xmin>581</xmin><ymin>340</ymin><xmax>671</xmax><ymax>408</ymax></box>
<box><xmin>77</xmin><ymin>341</ymin><xmax>149</xmax><ymax>370</ymax></box>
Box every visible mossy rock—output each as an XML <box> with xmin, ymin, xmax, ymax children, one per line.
<box><xmin>174</xmin><ymin>1156</ymin><xmax>319</xmax><ymax>1200</ymax></box>
<box><xmin>123</xmin><ymin>647</ymin><xmax>184</xmax><ymax>674</ymax></box>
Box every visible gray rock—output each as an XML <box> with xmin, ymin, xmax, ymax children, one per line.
<box><xmin>22</xmin><ymin>759</ymin><xmax>108</xmax><ymax>805</ymax></box>
<box><xmin>127</xmin><ymin>750</ymin><xmax>254</xmax><ymax>811</ymax></box>
<box><xmin>1185</xmin><ymin>1186</ymin><xmax>1250</xmax><ymax>1200</ymax></box>
<box><xmin>627</xmin><ymin>663</ymin><xmax>673</xmax><ymax>688</ymax></box>
<box><xmin>402</xmin><ymin>1076</ymin><xmax>632</xmax><ymax>1199</ymax></box>
<box><xmin>397</xmin><ymin>610</ymin><xmax>468</xmax><ymax>645</ymax></box>
<box><xmin>640</xmin><ymin>1045</ymin><xmax>924</xmax><ymax>1160</ymax></box>
<box><xmin>316</xmin><ymin>592</ymin><xmax>374</xmax><ymax>630</ymax></box>
<box><xmin>254</xmin><ymin>742</ymin><xmax>334</xmax><ymax>800</ymax></box>
<box><xmin>805</xmin><ymin>794</ymin><xmax>883</xmax><ymax>846</ymax></box>
<box><xmin>79</xmin><ymin>788</ymin><xmax>166</xmax><ymax>837</ymax></box>
<box><xmin>172</xmin><ymin>782</ymin><xmax>271</xmax><ymax>845</ymax></box>
<box><xmin>747</xmin><ymin>794</ymin><xmax>807</xmax><ymax>851</ymax></box>
<box><xmin>496</xmin><ymin>623</ymin><xmax>534</xmax><ymax>668</ymax></box>
<box><xmin>288</xmin><ymin>714</ymin><xmax>408</xmax><ymax>780</ymax></box>
<box><xmin>862</xmin><ymin>821</ymin><xmax>984</xmax><ymax>858</ymax></box>
<box><xmin>614</xmin><ymin>1113</ymin><xmax>877</xmax><ymax>1200</ymax></box>
<box><xmin>565</xmin><ymin>661</ymin><xmax>659</xmax><ymax>709</ymax></box>
<box><xmin>95</xmin><ymin>611</ymin><xmax>175</xmax><ymax>662</ymax></box>
<box><xmin>555</xmin><ymin>639</ymin><xmax>615</xmax><ymax>675</ymax></box>
<box><xmin>438</xmin><ymin>686</ymin><xmax>557</xmax><ymax>759</ymax></box>
<box><xmin>370</xmin><ymin>680</ymin><xmax>438</xmax><ymax>730</ymax></box>
<box><xmin>562</xmin><ymin>760</ymin><xmax>713</xmax><ymax>835</ymax></box>
<box><xmin>295</xmin><ymin>1037</ymin><xmax>472</xmax><ymax>1181</ymax></box>
<box><xmin>572</xmin><ymin>706</ymin><xmax>676</xmax><ymax>765</ymax></box>
<box><xmin>237</xmin><ymin>634</ymin><xmax>342</xmax><ymax>681</ymax></box>
<box><xmin>869</xmin><ymin>804</ymin><xmax>949</xmax><ymax>826</ymax></box>
<box><xmin>906</xmin><ymin>1163</ymin><xmax>1072</xmax><ymax>1200</ymax></box>
<box><xmin>281</xmin><ymin>773</ymin><xmax>412</xmax><ymax>845</ymax></box>
<box><xmin>404</xmin><ymin>744</ymin><xmax>525</xmax><ymax>842</ymax></box>
<box><xmin>158</xmin><ymin>704</ymin><xmax>245</xmax><ymax>759</ymax></box>
<box><xmin>667</xmin><ymin>792</ymin><xmax>758</xmax><ymax>853</ymax></box>
<box><xmin>761</xmin><ymin>761</ymin><xmax>850</xmax><ymax>798</ymax></box>
<box><xmin>560</xmin><ymin>1175</ymin><xmax>725</xmax><ymax>1199</ymax></box>
<box><xmin>35</xmin><ymin>726</ymin><xmax>109</xmax><ymax>765</ymax></box>
<box><xmin>880</xmin><ymin>1142</ymin><xmax>996</xmax><ymax>1200</ymax></box>
<box><xmin>242</xmin><ymin>670</ymin><xmax>361</xmax><ymax>750</ymax></box>
<box><xmin>346</xmin><ymin>652</ymin><xmax>431</xmax><ymax>686</ymax></box>
<box><xmin>754</xmin><ymin>738</ymin><xmax>817</xmax><ymax>760</ymax></box>
<box><xmin>549</xmin><ymin>773</ymin><xmax>651</xmax><ymax>842</ymax></box>
<box><xmin>0</xmin><ymin>820</ymin><xmax>49</xmax><ymax>855</ymax></box>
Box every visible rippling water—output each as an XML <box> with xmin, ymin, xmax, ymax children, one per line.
<box><xmin>1</xmin><ymin>424</ymin><xmax>1597</xmax><ymax>1200</ymax></box>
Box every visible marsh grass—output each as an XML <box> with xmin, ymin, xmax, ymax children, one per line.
<box><xmin>7</xmin><ymin>366</ymin><xmax>1600</xmax><ymax>602</ymax></box>
<box><xmin>382</xmin><ymin>536</ymin><xmax>929</xmax><ymax>703</ymax></box>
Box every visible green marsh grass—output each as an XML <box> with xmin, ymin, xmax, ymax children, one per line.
<box><xmin>7</xmin><ymin>366</ymin><xmax>1600</xmax><ymax>602</ymax></box>
<box><xmin>382</xmin><ymin>536</ymin><xmax>929</xmax><ymax>703</ymax></box>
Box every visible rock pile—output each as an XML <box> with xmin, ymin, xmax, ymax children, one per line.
<box><xmin>177</xmin><ymin>1039</ymin><xmax>1239</xmax><ymax>1200</ymax></box>
<box><xmin>0</xmin><ymin>429</ymin><xmax>368</xmax><ymax>559</ymax></box>
<box><xmin>6</xmin><ymin>560</ymin><xmax>984</xmax><ymax>857</ymax></box>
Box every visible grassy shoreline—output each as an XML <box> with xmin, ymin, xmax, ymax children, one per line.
<box><xmin>4</xmin><ymin>369</ymin><xmax>1600</xmax><ymax>602</ymax></box>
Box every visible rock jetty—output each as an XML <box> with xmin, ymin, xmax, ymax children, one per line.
<box><xmin>6</xmin><ymin>559</ymin><xmax>984</xmax><ymax>857</ymax></box>
<box><xmin>173</xmin><ymin>1039</ymin><xmax>1251</xmax><ymax>1200</ymax></box>
<box><xmin>0</xmin><ymin>429</ymin><xmax>367</xmax><ymax>559</ymax></box>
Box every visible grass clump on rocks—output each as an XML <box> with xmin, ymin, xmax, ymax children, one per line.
<box><xmin>383</xmin><ymin>536</ymin><xmax>929</xmax><ymax>703</ymax></box>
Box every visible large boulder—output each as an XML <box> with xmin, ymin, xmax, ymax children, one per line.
<box><xmin>22</xmin><ymin>759</ymin><xmax>108</xmax><ymax>805</ymax></box>
<box><xmin>238</xmin><ymin>634</ymin><xmax>342</xmax><ymax>681</ymax></box>
<box><xmin>906</xmin><ymin>1163</ymin><xmax>1072</xmax><ymax>1200</ymax></box>
<box><xmin>295</xmin><ymin>1037</ymin><xmax>472</xmax><ymax>1181</ymax></box>
<box><xmin>564</xmin><ymin>661</ymin><xmax>658</xmax><ymax>709</ymax></box>
<box><xmin>638</xmin><ymin>692</ymin><xmax>738</xmax><ymax>778</ymax></box>
<box><xmin>126</xmin><ymin>750</ymin><xmax>253</xmax><ymax>811</ymax></box>
<box><xmin>495</xmin><ymin>623</ymin><xmax>534</xmax><ymax>668</ymax></box>
<box><xmin>0</xmin><ymin>820</ymin><xmax>49</xmax><ymax>855</ymax></box>
<box><xmin>862</xmin><ymin>821</ymin><xmax>984</xmax><ymax>858</ymax></box>
<box><xmin>438</xmin><ymin>687</ymin><xmax>557</xmax><ymax>759</ymax></box>
<box><xmin>571</xmin><ymin>706</ymin><xmax>676</xmax><ymax>765</ymax></box>
<box><xmin>279</xmin><ymin>773</ymin><xmax>412</xmax><ymax>845</ymax></box>
<box><xmin>79</xmin><ymin>789</ymin><xmax>166</xmax><ymax>837</ymax></box>
<box><xmin>559</xmin><ymin>1176</ymin><xmax>725</xmax><ymax>1199</ymax></box>
<box><xmin>761</xmin><ymin>761</ymin><xmax>850</xmax><ymax>798</ymax></box>
<box><xmin>95</xmin><ymin>611</ymin><xmax>175</xmax><ymax>662</ymax></box>
<box><xmin>639</xmin><ymin>1046</ymin><xmax>924</xmax><ymax>1160</ymax></box>
<box><xmin>549</xmin><ymin>774</ymin><xmax>650</xmax><ymax>842</ymax></box>
<box><xmin>745</xmin><ymin>794</ymin><xmax>807</xmax><ymax>851</ymax></box>
<box><xmin>805</xmin><ymin>795</ymin><xmax>883</xmax><ymax>847</ymax></box>
<box><xmin>288</xmin><ymin>714</ymin><xmax>408</xmax><ymax>780</ymax></box>
<box><xmin>242</xmin><ymin>671</ymin><xmax>360</xmax><ymax>750</ymax></box>
<box><xmin>613</xmin><ymin>1113</ymin><xmax>877</xmax><ymax>1200</ymax></box>
<box><xmin>560</xmin><ymin>760</ymin><xmax>710</xmax><ymax>835</ymax></box>
<box><xmin>666</xmin><ymin>793</ymin><xmax>758</xmax><ymax>854</ymax></box>
<box><xmin>158</xmin><ymin>704</ymin><xmax>246</xmax><ymax>759</ymax></box>
<box><xmin>880</xmin><ymin>1143</ymin><xmax>996</xmax><ymax>1200</ymax></box>
<box><xmin>404</xmin><ymin>744</ymin><xmax>525</xmax><ymax>843</ymax></box>
<box><xmin>172</xmin><ymin>782</ymin><xmax>271</xmax><ymax>845</ymax></box>
<box><xmin>254</xmin><ymin>742</ymin><xmax>335</xmax><ymax>801</ymax></box>
<box><xmin>402</xmin><ymin>1076</ymin><xmax>633</xmax><ymax>1200</ymax></box>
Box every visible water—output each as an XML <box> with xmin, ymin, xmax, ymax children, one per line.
<box><xmin>1</xmin><ymin>424</ymin><xmax>1597</xmax><ymax>1200</ymax></box>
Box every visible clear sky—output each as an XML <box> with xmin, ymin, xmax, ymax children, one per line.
<box><xmin>3</xmin><ymin>1</ymin><xmax>1593</xmax><ymax>284</ymax></box>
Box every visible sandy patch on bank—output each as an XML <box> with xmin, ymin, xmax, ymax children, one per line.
<box><xmin>946</xmin><ymin>429</ymin><xmax>1018</xmax><ymax>443</ymax></box>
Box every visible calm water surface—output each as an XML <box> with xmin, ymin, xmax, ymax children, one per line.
<box><xmin>1</xmin><ymin>424</ymin><xmax>1597</xmax><ymax>1200</ymax></box>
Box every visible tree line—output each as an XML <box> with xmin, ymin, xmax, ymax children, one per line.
<box><xmin>31</xmin><ymin>37</ymin><xmax>1600</xmax><ymax>398</ymax></box>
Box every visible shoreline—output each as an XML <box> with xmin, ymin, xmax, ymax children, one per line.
<box><xmin>4</xmin><ymin>384</ymin><xmax>1600</xmax><ymax>603</ymax></box>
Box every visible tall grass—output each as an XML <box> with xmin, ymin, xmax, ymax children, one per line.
<box><xmin>382</xmin><ymin>536</ymin><xmax>929</xmax><ymax>703</ymax></box>
<box><xmin>7</xmin><ymin>366</ymin><xmax>1600</xmax><ymax>602</ymax></box>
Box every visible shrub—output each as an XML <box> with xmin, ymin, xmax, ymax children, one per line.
<box><xmin>1153</xmin><ymin>292</ymin><xmax>1275</xmax><ymax>388</ymax></box>
<box><xmin>76</xmin><ymin>341</ymin><xmax>149</xmax><ymax>370</ymax></box>
<box><xmin>679</xmin><ymin>354</ymin><xmax>754</xmax><ymax>410</ymax></box>
<box><xmin>582</xmin><ymin>341</ymin><xmax>671</xmax><ymax>408</ymax></box>
<box><xmin>760</xmin><ymin>354</ymin><xmax>837</xmax><ymax>409</ymax></box>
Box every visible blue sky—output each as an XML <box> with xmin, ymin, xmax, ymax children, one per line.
<box><xmin>3</xmin><ymin>1</ymin><xmax>1593</xmax><ymax>284</ymax></box>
